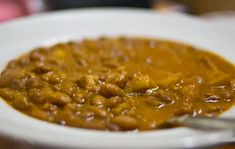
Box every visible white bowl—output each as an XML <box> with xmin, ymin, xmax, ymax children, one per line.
<box><xmin>0</xmin><ymin>8</ymin><xmax>235</xmax><ymax>149</ymax></box>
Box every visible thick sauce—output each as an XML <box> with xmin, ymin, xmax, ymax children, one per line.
<box><xmin>0</xmin><ymin>37</ymin><xmax>235</xmax><ymax>131</ymax></box>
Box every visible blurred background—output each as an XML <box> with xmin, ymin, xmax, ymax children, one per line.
<box><xmin>1</xmin><ymin>0</ymin><xmax>235</xmax><ymax>31</ymax></box>
<box><xmin>0</xmin><ymin>0</ymin><xmax>235</xmax><ymax>31</ymax></box>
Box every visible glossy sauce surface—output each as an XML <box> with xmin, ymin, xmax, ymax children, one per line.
<box><xmin>0</xmin><ymin>37</ymin><xmax>235</xmax><ymax>131</ymax></box>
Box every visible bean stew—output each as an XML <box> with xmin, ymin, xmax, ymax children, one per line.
<box><xmin>0</xmin><ymin>37</ymin><xmax>235</xmax><ymax>131</ymax></box>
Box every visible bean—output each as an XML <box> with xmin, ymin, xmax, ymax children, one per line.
<box><xmin>42</xmin><ymin>72</ymin><xmax>65</xmax><ymax>84</ymax></box>
<box><xmin>111</xmin><ymin>115</ymin><xmax>138</xmax><ymax>130</ymax></box>
<box><xmin>26</xmin><ymin>77</ymin><xmax>44</xmax><ymax>89</ymax></box>
<box><xmin>18</xmin><ymin>57</ymin><xmax>30</xmax><ymax>66</ymax></box>
<box><xmin>77</xmin><ymin>75</ymin><xmax>99</xmax><ymax>92</ymax></box>
<box><xmin>81</xmin><ymin>119</ymin><xmax>106</xmax><ymax>130</ymax></box>
<box><xmin>111</xmin><ymin>103</ymin><xmax>130</xmax><ymax>115</ymax></box>
<box><xmin>106</xmin><ymin>123</ymin><xmax>121</xmax><ymax>131</ymax></box>
<box><xmin>103</xmin><ymin>60</ymin><xmax>120</xmax><ymax>69</ymax></box>
<box><xmin>32</xmin><ymin>62</ymin><xmax>51</xmax><ymax>74</ymax></box>
<box><xmin>31</xmin><ymin>108</ymin><xmax>48</xmax><ymax>120</ymax></box>
<box><xmin>99</xmin><ymin>83</ymin><xmax>125</xmax><ymax>98</ymax></box>
<box><xmin>65</xmin><ymin>103</ymin><xmax>80</xmax><ymax>111</ymax></box>
<box><xmin>73</xmin><ymin>96</ymin><xmax>85</xmax><ymax>105</ymax></box>
<box><xmin>13</xmin><ymin>94</ymin><xmax>30</xmax><ymax>110</ymax></box>
<box><xmin>231</xmin><ymin>79</ymin><xmax>235</xmax><ymax>89</ymax></box>
<box><xmin>80</xmin><ymin>110</ymin><xmax>94</xmax><ymax>119</ymax></box>
<box><xmin>89</xmin><ymin>106</ymin><xmax>108</xmax><ymax>118</ymax></box>
<box><xmin>153</xmin><ymin>89</ymin><xmax>177</xmax><ymax>104</ymax></box>
<box><xmin>0</xmin><ymin>69</ymin><xmax>22</xmax><ymax>87</ymax></box>
<box><xmin>53</xmin><ymin>81</ymin><xmax>75</xmax><ymax>95</ymax></box>
<box><xmin>12</xmin><ymin>79</ymin><xmax>26</xmax><ymax>90</ymax></box>
<box><xmin>28</xmin><ymin>89</ymin><xmax>46</xmax><ymax>105</ymax></box>
<box><xmin>0</xmin><ymin>88</ymin><xmax>14</xmax><ymax>101</ymax></box>
<box><xmin>29</xmin><ymin>48</ymin><xmax>46</xmax><ymax>61</ymax></box>
<box><xmin>41</xmin><ymin>103</ymin><xmax>51</xmax><ymax>110</ymax></box>
<box><xmin>91</xmin><ymin>95</ymin><xmax>106</xmax><ymax>107</ymax></box>
<box><xmin>52</xmin><ymin>48</ymin><xmax>67</xmax><ymax>59</ymax></box>
<box><xmin>122</xmin><ymin>109</ymin><xmax>135</xmax><ymax>116</ymax></box>
<box><xmin>72</xmin><ymin>90</ymin><xmax>88</xmax><ymax>104</ymax></box>
<box><xmin>106</xmin><ymin>71</ymin><xmax>128</xmax><ymax>88</ymax></box>
<box><xmin>43</xmin><ymin>91</ymin><xmax>71</xmax><ymax>107</ymax></box>
<box><xmin>107</xmin><ymin>96</ymin><xmax>123</xmax><ymax>107</ymax></box>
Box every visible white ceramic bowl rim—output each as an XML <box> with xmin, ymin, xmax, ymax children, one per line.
<box><xmin>0</xmin><ymin>8</ymin><xmax>235</xmax><ymax>149</ymax></box>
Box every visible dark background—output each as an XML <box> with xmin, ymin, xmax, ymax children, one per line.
<box><xmin>45</xmin><ymin>0</ymin><xmax>235</xmax><ymax>14</ymax></box>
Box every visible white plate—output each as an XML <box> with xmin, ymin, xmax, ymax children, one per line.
<box><xmin>0</xmin><ymin>8</ymin><xmax>235</xmax><ymax>149</ymax></box>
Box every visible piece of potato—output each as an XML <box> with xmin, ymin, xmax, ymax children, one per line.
<box><xmin>124</xmin><ymin>73</ymin><xmax>156</xmax><ymax>93</ymax></box>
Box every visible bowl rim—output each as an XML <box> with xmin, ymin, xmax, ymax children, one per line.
<box><xmin>0</xmin><ymin>8</ymin><xmax>235</xmax><ymax>149</ymax></box>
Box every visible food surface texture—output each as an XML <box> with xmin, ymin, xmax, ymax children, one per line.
<box><xmin>0</xmin><ymin>37</ymin><xmax>235</xmax><ymax>131</ymax></box>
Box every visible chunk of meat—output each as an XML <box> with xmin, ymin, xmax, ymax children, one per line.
<box><xmin>124</xmin><ymin>73</ymin><xmax>156</xmax><ymax>93</ymax></box>
<box><xmin>157</xmin><ymin>72</ymin><xmax>182</xmax><ymax>87</ymax></box>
